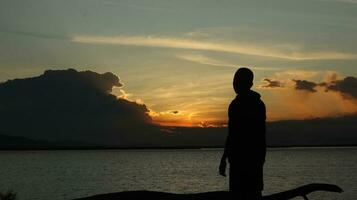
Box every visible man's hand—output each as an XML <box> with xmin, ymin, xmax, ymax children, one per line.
<box><xmin>219</xmin><ymin>159</ymin><xmax>227</xmax><ymax>177</ymax></box>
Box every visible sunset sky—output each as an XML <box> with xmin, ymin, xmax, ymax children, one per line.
<box><xmin>1</xmin><ymin>0</ymin><xmax>357</xmax><ymax>126</ymax></box>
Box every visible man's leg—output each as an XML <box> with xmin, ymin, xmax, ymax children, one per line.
<box><xmin>244</xmin><ymin>190</ymin><xmax>262</xmax><ymax>200</ymax></box>
<box><xmin>230</xmin><ymin>163</ymin><xmax>263</xmax><ymax>200</ymax></box>
<box><xmin>229</xmin><ymin>164</ymin><xmax>245</xmax><ymax>199</ymax></box>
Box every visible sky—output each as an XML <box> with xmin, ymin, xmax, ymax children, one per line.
<box><xmin>1</xmin><ymin>0</ymin><xmax>357</xmax><ymax>126</ymax></box>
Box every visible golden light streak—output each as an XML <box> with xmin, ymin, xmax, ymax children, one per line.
<box><xmin>72</xmin><ymin>35</ymin><xmax>357</xmax><ymax>60</ymax></box>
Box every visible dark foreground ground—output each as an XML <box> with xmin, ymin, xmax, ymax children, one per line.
<box><xmin>74</xmin><ymin>183</ymin><xmax>342</xmax><ymax>200</ymax></box>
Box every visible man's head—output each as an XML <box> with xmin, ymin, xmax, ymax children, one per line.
<box><xmin>233</xmin><ymin>67</ymin><xmax>254</xmax><ymax>94</ymax></box>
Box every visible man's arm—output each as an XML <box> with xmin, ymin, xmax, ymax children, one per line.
<box><xmin>219</xmin><ymin>133</ymin><xmax>230</xmax><ymax>177</ymax></box>
<box><xmin>259</xmin><ymin>100</ymin><xmax>267</xmax><ymax>163</ymax></box>
<box><xmin>221</xmin><ymin>133</ymin><xmax>230</xmax><ymax>161</ymax></box>
<box><xmin>219</xmin><ymin>102</ymin><xmax>234</xmax><ymax>177</ymax></box>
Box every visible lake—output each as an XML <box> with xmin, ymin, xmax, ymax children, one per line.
<box><xmin>0</xmin><ymin>147</ymin><xmax>356</xmax><ymax>200</ymax></box>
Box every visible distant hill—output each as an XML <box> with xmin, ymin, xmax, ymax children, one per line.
<box><xmin>0</xmin><ymin>134</ymin><xmax>48</xmax><ymax>149</ymax></box>
<box><xmin>267</xmin><ymin>115</ymin><xmax>357</xmax><ymax>146</ymax></box>
<box><xmin>1</xmin><ymin>114</ymin><xmax>356</xmax><ymax>149</ymax></box>
<box><xmin>0</xmin><ymin>134</ymin><xmax>100</xmax><ymax>150</ymax></box>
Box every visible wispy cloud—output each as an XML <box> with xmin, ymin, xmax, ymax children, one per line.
<box><xmin>336</xmin><ymin>0</ymin><xmax>357</xmax><ymax>4</ymax></box>
<box><xmin>177</xmin><ymin>54</ymin><xmax>236</xmax><ymax>67</ymax></box>
<box><xmin>103</xmin><ymin>0</ymin><xmax>174</xmax><ymax>12</ymax></box>
<box><xmin>0</xmin><ymin>29</ymin><xmax>68</xmax><ymax>40</ymax></box>
<box><xmin>71</xmin><ymin>35</ymin><xmax>357</xmax><ymax>60</ymax></box>
<box><xmin>319</xmin><ymin>0</ymin><xmax>357</xmax><ymax>5</ymax></box>
<box><xmin>176</xmin><ymin>54</ymin><xmax>279</xmax><ymax>71</ymax></box>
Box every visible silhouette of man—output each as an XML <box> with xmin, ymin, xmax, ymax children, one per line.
<box><xmin>219</xmin><ymin>68</ymin><xmax>266</xmax><ymax>200</ymax></box>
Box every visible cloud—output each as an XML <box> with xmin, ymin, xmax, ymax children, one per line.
<box><xmin>71</xmin><ymin>35</ymin><xmax>357</xmax><ymax>60</ymax></box>
<box><xmin>5</xmin><ymin>28</ymin><xmax>355</xmax><ymax>61</ymax></box>
<box><xmin>335</xmin><ymin>0</ymin><xmax>357</xmax><ymax>4</ymax></box>
<box><xmin>292</xmin><ymin>79</ymin><xmax>318</xmax><ymax>92</ymax></box>
<box><xmin>117</xmin><ymin>88</ymin><xmax>132</xmax><ymax>100</ymax></box>
<box><xmin>0</xmin><ymin>69</ymin><xmax>165</xmax><ymax>146</ymax></box>
<box><xmin>262</xmin><ymin>78</ymin><xmax>284</xmax><ymax>88</ymax></box>
<box><xmin>177</xmin><ymin>54</ymin><xmax>237</xmax><ymax>68</ymax></box>
<box><xmin>274</xmin><ymin>70</ymin><xmax>322</xmax><ymax>80</ymax></box>
<box><xmin>148</xmin><ymin>109</ymin><xmax>197</xmax><ymax>127</ymax></box>
<box><xmin>325</xmin><ymin>76</ymin><xmax>357</xmax><ymax>100</ymax></box>
<box><xmin>0</xmin><ymin>29</ymin><xmax>69</xmax><ymax>40</ymax></box>
<box><xmin>260</xmin><ymin>70</ymin><xmax>323</xmax><ymax>91</ymax></box>
<box><xmin>176</xmin><ymin>54</ymin><xmax>279</xmax><ymax>71</ymax></box>
<box><xmin>267</xmin><ymin>84</ymin><xmax>357</xmax><ymax>121</ymax></box>
<box><xmin>260</xmin><ymin>70</ymin><xmax>357</xmax><ymax>121</ymax></box>
<box><xmin>290</xmin><ymin>75</ymin><xmax>357</xmax><ymax>100</ymax></box>
<box><xmin>259</xmin><ymin>69</ymin><xmax>322</xmax><ymax>90</ymax></box>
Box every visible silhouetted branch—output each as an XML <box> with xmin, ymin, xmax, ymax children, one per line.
<box><xmin>0</xmin><ymin>190</ymin><xmax>17</xmax><ymax>200</ymax></box>
<box><xmin>74</xmin><ymin>183</ymin><xmax>343</xmax><ymax>200</ymax></box>
<box><xmin>263</xmin><ymin>183</ymin><xmax>343</xmax><ymax>200</ymax></box>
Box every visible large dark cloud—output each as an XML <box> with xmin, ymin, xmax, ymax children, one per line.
<box><xmin>326</xmin><ymin>76</ymin><xmax>357</xmax><ymax>100</ymax></box>
<box><xmin>292</xmin><ymin>79</ymin><xmax>318</xmax><ymax>92</ymax></box>
<box><xmin>0</xmin><ymin>69</ymin><xmax>163</xmax><ymax>146</ymax></box>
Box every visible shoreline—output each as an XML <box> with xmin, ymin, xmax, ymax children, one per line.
<box><xmin>0</xmin><ymin>145</ymin><xmax>357</xmax><ymax>151</ymax></box>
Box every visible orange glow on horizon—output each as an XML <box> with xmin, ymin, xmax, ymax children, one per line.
<box><xmin>148</xmin><ymin>109</ymin><xmax>227</xmax><ymax>127</ymax></box>
<box><xmin>112</xmin><ymin>71</ymin><xmax>357</xmax><ymax>128</ymax></box>
<box><xmin>151</xmin><ymin>119</ymin><xmax>227</xmax><ymax>127</ymax></box>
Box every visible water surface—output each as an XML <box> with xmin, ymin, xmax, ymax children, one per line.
<box><xmin>0</xmin><ymin>147</ymin><xmax>356</xmax><ymax>200</ymax></box>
